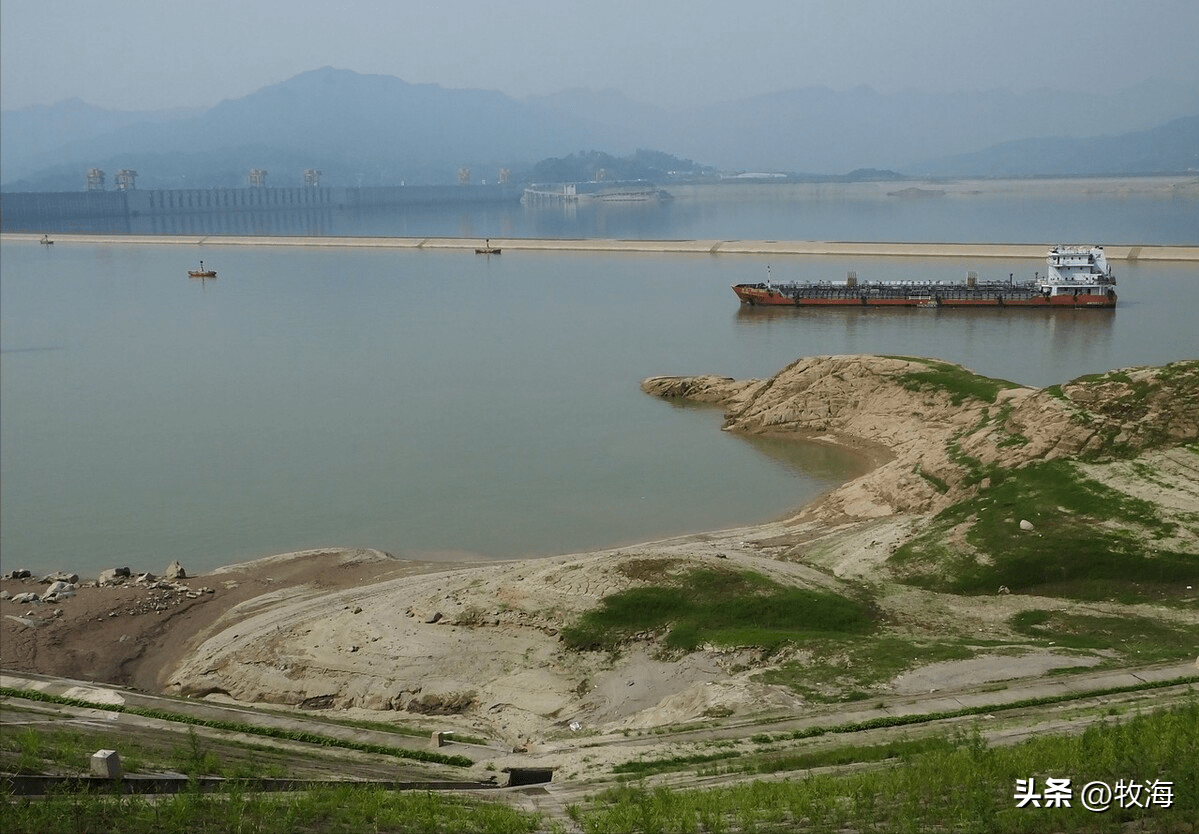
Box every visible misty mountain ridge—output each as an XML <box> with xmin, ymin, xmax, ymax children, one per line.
<box><xmin>906</xmin><ymin>115</ymin><xmax>1199</xmax><ymax>177</ymax></box>
<box><xmin>3</xmin><ymin>67</ymin><xmax>1197</xmax><ymax>190</ymax></box>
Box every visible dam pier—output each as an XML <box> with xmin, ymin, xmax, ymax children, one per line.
<box><xmin>0</xmin><ymin>185</ymin><xmax>522</xmax><ymax>235</ymax></box>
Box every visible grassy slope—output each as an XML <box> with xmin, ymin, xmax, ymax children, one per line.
<box><xmin>564</xmin><ymin>362</ymin><xmax>1199</xmax><ymax>700</ymax></box>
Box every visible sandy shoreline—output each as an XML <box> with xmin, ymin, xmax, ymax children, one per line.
<box><xmin>0</xmin><ymin>548</ymin><xmax>453</xmax><ymax>692</ymax></box>
<box><xmin>3</xmin><ymin>354</ymin><xmax>1198</xmax><ymax>756</ymax></box>
<box><xmin>4</xmin><ymin>231</ymin><xmax>1198</xmax><ymax>262</ymax></box>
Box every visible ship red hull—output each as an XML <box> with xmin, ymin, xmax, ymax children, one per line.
<box><xmin>732</xmin><ymin>285</ymin><xmax>1116</xmax><ymax>309</ymax></box>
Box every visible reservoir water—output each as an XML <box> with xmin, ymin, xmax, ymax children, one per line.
<box><xmin>2</xmin><ymin>184</ymin><xmax>1197</xmax><ymax>576</ymax></box>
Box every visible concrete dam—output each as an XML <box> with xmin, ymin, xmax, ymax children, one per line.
<box><xmin>0</xmin><ymin>185</ymin><xmax>523</xmax><ymax>234</ymax></box>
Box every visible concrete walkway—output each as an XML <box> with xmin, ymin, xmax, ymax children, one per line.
<box><xmin>4</xmin><ymin>232</ymin><xmax>1197</xmax><ymax>262</ymax></box>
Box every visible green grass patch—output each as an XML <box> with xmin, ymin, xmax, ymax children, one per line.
<box><xmin>0</xmin><ymin>688</ymin><xmax>472</xmax><ymax>768</ymax></box>
<box><xmin>574</xmin><ymin>697</ymin><xmax>1199</xmax><ymax>833</ymax></box>
<box><xmin>915</xmin><ymin>465</ymin><xmax>950</xmax><ymax>493</ymax></box>
<box><xmin>891</xmin><ymin>459</ymin><xmax>1195</xmax><ymax>601</ymax></box>
<box><xmin>611</xmin><ymin>736</ymin><xmax>963</xmax><ymax>780</ymax></box>
<box><xmin>753</xmin><ymin>733</ymin><xmax>961</xmax><ymax>774</ymax></box>
<box><xmin>0</xmin><ymin>707</ymin><xmax>300</xmax><ymax>779</ymax></box>
<box><xmin>1010</xmin><ymin>609</ymin><xmax>1199</xmax><ymax>658</ymax></box>
<box><xmin>612</xmin><ymin>749</ymin><xmax>743</xmax><ymax>776</ymax></box>
<box><xmin>561</xmin><ymin>567</ymin><xmax>875</xmax><ymax>655</ymax></box>
<box><xmin>754</xmin><ymin>676</ymin><xmax>1198</xmax><ymax>746</ymax></box>
<box><xmin>2</xmin><ymin>784</ymin><xmax>545</xmax><ymax>834</ymax></box>
<box><xmin>887</xmin><ymin>357</ymin><xmax>1021</xmax><ymax>405</ymax></box>
<box><xmin>756</xmin><ymin>637</ymin><xmax>977</xmax><ymax>702</ymax></box>
<box><xmin>996</xmin><ymin>432</ymin><xmax>1030</xmax><ymax>448</ymax></box>
<box><xmin>1065</xmin><ymin>361</ymin><xmax>1199</xmax><ymax>459</ymax></box>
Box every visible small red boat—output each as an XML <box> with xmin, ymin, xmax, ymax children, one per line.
<box><xmin>188</xmin><ymin>260</ymin><xmax>217</xmax><ymax>279</ymax></box>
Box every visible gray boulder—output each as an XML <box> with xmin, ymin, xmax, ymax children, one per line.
<box><xmin>41</xmin><ymin>581</ymin><xmax>76</xmax><ymax>601</ymax></box>
<box><xmin>98</xmin><ymin>567</ymin><xmax>132</xmax><ymax>586</ymax></box>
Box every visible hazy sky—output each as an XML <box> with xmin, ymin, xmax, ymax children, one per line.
<box><xmin>3</xmin><ymin>0</ymin><xmax>1198</xmax><ymax>112</ymax></box>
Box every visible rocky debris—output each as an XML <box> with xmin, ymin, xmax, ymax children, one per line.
<box><xmin>640</xmin><ymin>374</ymin><xmax>751</xmax><ymax>405</ymax></box>
<box><xmin>104</xmin><ymin>584</ymin><xmax>214</xmax><ymax>618</ymax></box>
<box><xmin>405</xmin><ymin>691</ymin><xmax>476</xmax><ymax>715</ymax></box>
<box><xmin>41</xmin><ymin>581</ymin><xmax>76</xmax><ymax>602</ymax></box>
<box><xmin>165</xmin><ymin>560</ymin><xmax>187</xmax><ymax>580</ymax></box>
<box><xmin>98</xmin><ymin>567</ymin><xmax>131</xmax><ymax>585</ymax></box>
<box><xmin>2</xmin><ymin>563</ymin><xmax>213</xmax><ymax>621</ymax></box>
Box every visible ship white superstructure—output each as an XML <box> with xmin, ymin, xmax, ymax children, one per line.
<box><xmin>1041</xmin><ymin>246</ymin><xmax>1115</xmax><ymax>297</ymax></box>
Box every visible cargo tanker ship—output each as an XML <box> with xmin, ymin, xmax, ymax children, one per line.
<box><xmin>733</xmin><ymin>245</ymin><xmax>1116</xmax><ymax>308</ymax></box>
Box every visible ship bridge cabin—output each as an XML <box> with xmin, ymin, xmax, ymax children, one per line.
<box><xmin>1040</xmin><ymin>245</ymin><xmax>1114</xmax><ymax>296</ymax></box>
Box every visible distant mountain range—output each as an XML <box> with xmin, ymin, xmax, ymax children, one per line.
<box><xmin>2</xmin><ymin>67</ymin><xmax>1197</xmax><ymax>190</ymax></box>
<box><xmin>903</xmin><ymin>115</ymin><xmax>1199</xmax><ymax>177</ymax></box>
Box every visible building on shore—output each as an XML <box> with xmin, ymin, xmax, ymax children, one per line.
<box><xmin>521</xmin><ymin>181</ymin><xmax>667</xmax><ymax>206</ymax></box>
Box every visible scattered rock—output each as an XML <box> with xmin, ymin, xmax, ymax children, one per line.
<box><xmin>405</xmin><ymin>692</ymin><xmax>475</xmax><ymax>715</ymax></box>
<box><xmin>98</xmin><ymin>567</ymin><xmax>132</xmax><ymax>585</ymax></box>
<box><xmin>165</xmin><ymin>561</ymin><xmax>187</xmax><ymax>580</ymax></box>
<box><xmin>41</xmin><ymin>581</ymin><xmax>76</xmax><ymax>601</ymax></box>
<box><xmin>1019</xmin><ymin>519</ymin><xmax>1035</xmax><ymax>531</ymax></box>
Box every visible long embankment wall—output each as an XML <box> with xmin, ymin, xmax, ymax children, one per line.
<box><xmin>3</xmin><ymin>232</ymin><xmax>1197</xmax><ymax>262</ymax></box>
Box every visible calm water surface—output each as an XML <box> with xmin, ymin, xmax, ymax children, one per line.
<box><xmin>2</xmin><ymin>195</ymin><xmax>1197</xmax><ymax>576</ymax></box>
